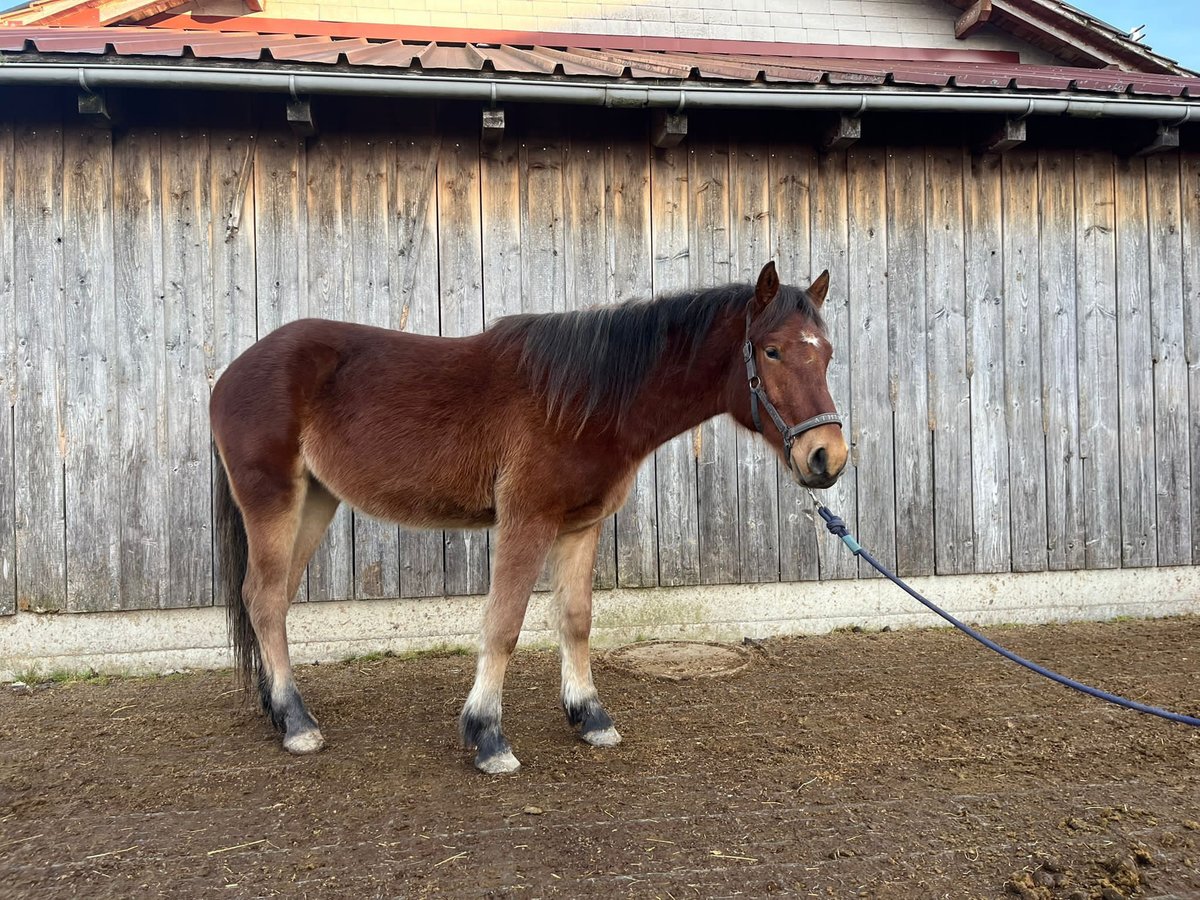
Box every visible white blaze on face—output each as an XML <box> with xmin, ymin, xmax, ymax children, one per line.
<box><xmin>800</xmin><ymin>332</ymin><xmax>823</xmax><ymax>348</ymax></box>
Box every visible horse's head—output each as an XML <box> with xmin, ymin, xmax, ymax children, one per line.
<box><xmin>735</xmin><ymin>262</ymin><xmax>849</xmax><ymax>489</ymax></box>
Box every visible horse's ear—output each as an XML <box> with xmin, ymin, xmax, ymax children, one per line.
<box><xmin>753</xmin><ymin>261</ymin><xmax>780</xmax><ymax>314</ymax></box>
<box><xmin>807</xmin><ymin>270</ymin><xmax>830</xmax><ymax>308</ymax></box>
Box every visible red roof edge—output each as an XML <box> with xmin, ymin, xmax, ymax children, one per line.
<box><xmin>138</xmin><ymin>13</ymin><xmax>1023</xmax><ymax>64</ymax></box>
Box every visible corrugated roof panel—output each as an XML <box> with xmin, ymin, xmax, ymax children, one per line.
<box><xmin>338</xmin><ymin>40</ymin><xmax>419</xmax><ymax>68</ymax></box>
<box><xmin>532</xmin><ymin>45</ymin><xmax>631</xmax><ymax>77</ymax></box>
<box><xmin>477</xmin><ymin>44</ymin><xmax>560</xmax><ymax>75</ymax></box>
<box><xmin>0</xmin><ymin>24</ymin><xmax>1198</xmax><ymax>104</ymax></box>
<box><xmin>414</xmin><ymin>42</ymin><xmax>486</xmax><ymax>71</ymax></box>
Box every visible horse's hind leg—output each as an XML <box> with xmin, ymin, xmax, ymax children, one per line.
<box><xmin>244</xmin><ymin>476</ymin><xmax>338</xmax><ymax>754</ymax></box>
<box><xmin>460</xmin><ymin>518</ymin><xmax>558</xmax><ymax>774</ymax></box>
<box><xmin>551</xmin><ymin>524</ymin><xmax>620</xmax><ymax>747</ymax></box>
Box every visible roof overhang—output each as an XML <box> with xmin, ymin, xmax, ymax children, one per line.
<box><xmin>1</xmin><ymin>26</ymin><xmax>1197</xmax><ymax>127</ymax></box>
<box><xmin>943</xmin><ymin>0</ymin><xmax>1195</xmax><ymax>77</ymax></box>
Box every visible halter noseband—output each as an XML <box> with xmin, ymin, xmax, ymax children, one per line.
<box><xmin>742</xmin><ymin>302</ymin><xmax>842</xmax><ymax>471</ymax></box>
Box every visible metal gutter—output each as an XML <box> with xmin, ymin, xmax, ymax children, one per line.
<box><xmin>0</xmin><ymin>61</ymin><xmax>1198</xmax><ymax>123</ymax></box>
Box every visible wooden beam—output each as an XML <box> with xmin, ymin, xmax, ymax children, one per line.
<box><xmin>651</xmin><ymin>110</ymin><xmax>687</xmax><ymax>149</ymax></box>
<box><xmin>822</xmin><ymin>115</ymin><xmax>861</xmax><ymax>152</ymax></box>
<box><xmin>955</xmin><ymin>0</ymin><xmax>993</xmax><ymax>39</ymax></box>
<box><xmin>1135</xmin><ymin>123</ymin><xmax>1180</xmax><ymax>157</ymax></box>
<box><xmin>976</xmin><ymin>116</ymin><xmax>1025</xmax><ymax>154</ymax></box>
<box><xmin>286</xmin><ymin>97</ymin><xmax>316</xmax><ymax>138</ymax></box>
<box><xmin>77</xmin><ymin>90</ymin><xmax>117</xmax><ymax>128</ymax></box>
<box><xmin>481</xmin><ymin>107</ymin><xmax>505</xmax><ymax>148</ymax></box>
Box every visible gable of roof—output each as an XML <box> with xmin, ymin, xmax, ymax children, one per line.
<box><xmin>942</xmin><ymin>0</ymin><xmax>1192</xmax><ymax>76</ymax></box>
<box><xmin>0</xmin><ymin>0</ymin><xmax>1193</xmax><ymax>76</ymax></box>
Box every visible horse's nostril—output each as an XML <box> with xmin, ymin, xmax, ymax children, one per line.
<box><xmin>809</xmin><ymin>446</ymin><xmax>828</xmax><ymax>476</ymax></box>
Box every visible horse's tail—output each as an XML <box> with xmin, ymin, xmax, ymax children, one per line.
<box><xmin>214</xmin><ymin>448</ymin><xmax>257</xmax><ymax>690</ymax></box>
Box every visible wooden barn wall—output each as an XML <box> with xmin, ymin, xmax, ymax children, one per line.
<box><xmin>0</xmin><ymin>101</ymin><xmax>1197</xmax><ymax>613</ymax></box>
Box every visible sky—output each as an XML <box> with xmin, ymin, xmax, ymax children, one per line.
<box><xmin>1078</xmin><ymin>0</ymin><xmax>1200</xmax><ymax>70</ymax></box>
<box><xmin>0</xmin><ymin>0</ymin><xmax>1195</xmax><ymax>70</ymax></box>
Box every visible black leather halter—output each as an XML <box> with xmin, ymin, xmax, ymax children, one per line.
<box><xmin>742</xmin><ymin>302</ymin><xmax>842</xmax><ymax>471</ymax></box>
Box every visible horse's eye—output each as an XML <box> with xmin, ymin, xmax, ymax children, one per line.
<box><xmin>765</xmin><ymin>346</ymin><xmax>781</xmax><ymax>361</ymax></box>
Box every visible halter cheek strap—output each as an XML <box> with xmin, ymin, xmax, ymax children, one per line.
<box><xmin>743</xmin><ymin>303</ymin><xmax>842</xmax><ymax>470</ymax></box>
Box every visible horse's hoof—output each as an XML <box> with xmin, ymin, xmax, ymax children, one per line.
<box><xmin>475</xmin><ymin>749</ymin><xmax>521</xmax><ymax>774</ymax></box>
<box><xmin>283</xmin><ymin>728</ymin><xmax>326</xmax><ymax>754</ymax></box>
<box><xmin>582</xmin><ymin>726</ymin><xmax>622</xmax><ymax>748</ymax></box>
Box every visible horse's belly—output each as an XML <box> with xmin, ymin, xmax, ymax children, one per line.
<box><xmin>353</xmin><ymin>489</ymin><xmax>496</xmax><ymax>530</ymax></box>
<box><xmin>303</xmin><ymin>448</ymin><xmax>495</xmax><ymax>529</ymax></box>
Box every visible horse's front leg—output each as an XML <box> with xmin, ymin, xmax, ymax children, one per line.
<box><xmin>551</xmin><ymin>523</ymin><xmax>621</xmax><ymax>748</ymax></box>
<box><xmin>460</xmin><ymin>518</ymin><xmax>557</xmax><ymax>774</ymax></box>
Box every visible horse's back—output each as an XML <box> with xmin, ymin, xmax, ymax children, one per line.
<box><xmin>212</xmin><ymin>318</ymin><xmax>513</xmax><ymax>526</ymax></box>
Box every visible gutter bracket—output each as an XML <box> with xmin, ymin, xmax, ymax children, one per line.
<box><xmin>77</xmin><ymin>69</ymin><xmax>117</xmax><ymax>128</ymax></box>
<box><xmin>1134</xmin><ymin>122</ymin><xmax>1180</xmax><ymax>157</ymax></box>
<box><xmin>976</xmin><ymin>115</ymin><xmax>1027</xmax><ymax>154</ymax></box>
<box><xmin>481</xmin><ymin>106</ymin><xmax>505</xmax><ymax>149</ymax></box>
<box><xmin>286</xmin><ymin>94</ymin><xmax>317</xmax><ymax>139</ymax></box>
<box><xmin>652</xmin><ymin>108</ymin><xmax>687</xmax><ymax>149</ymax></box>
<box><xmin>821</xmin><ymin>110</ymin><xmax>862</xmax><ymax>152</ymax></box>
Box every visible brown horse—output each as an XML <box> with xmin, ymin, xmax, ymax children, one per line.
<box><xmin>210</xmin><ymin>262</ymin><xmax>848</xmax><ymax>774</ymax></box>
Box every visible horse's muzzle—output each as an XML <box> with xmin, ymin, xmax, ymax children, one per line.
<box><xmin>790</xmin><ymin>425</ymin><xmax>848</xmax><ymax>489</ymax></box>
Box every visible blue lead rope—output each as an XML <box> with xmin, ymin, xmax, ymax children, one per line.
<box><xmin>814</xmin><ymin>501</ymin><xmax>1200</xmax><ymax>729</ymax></box>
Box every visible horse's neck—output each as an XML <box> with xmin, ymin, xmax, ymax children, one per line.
<box><xmin>619</xmin><ymin>313</ymin><xmax>742</xmax><ymax>454</ymax></box>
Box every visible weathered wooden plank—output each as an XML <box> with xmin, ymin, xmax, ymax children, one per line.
<box><xmin>649</xmin><ymin>143</ymin><xmax>699</xmax><ymax>587</ymax></box>
<box><xmin>556</xmin><ymin>129</ymin><xmax>618</xmax><ymax>590</ymax></box>
<box><xmin>480</xmin><ymin>135</ymin><xmax>522</xmax><ymax>596</ymax></box>
<box><xmin>112</xmin><ymin>128</ymin><xmax>169</xmax><ymax>608</ymax></box>
<box><xmin>392</xmin><ymin>128</ymin><xmax>446</xmax><ymax>598</ymax></box>
<box><xmin>925</xmin><ymin>148</ymin><xmax>973</xmax><ymax>575</ymax></box>
<box><xmin>436</xmin><ymin>130</ymin><xmax>489</xmax><ymax>596</ymax></box>
<box><xmin>1002</xmin><ymin>151</ymin><xmax>1047</xmax><ymax>573</ymax></box>
<box><xmin>302</xmin><ymin>141</ymin><xmax>358</xmax><ymax>616</ymax></box>
<box><xmin>350</xmin><ymin>134</ymin><xmax>401</xmax><ymax>600</ymax></box>
<box><xmin>209</xmin><ymin>122</ymin><xmax>260</xmax><ymax>611</ymax></box>
<box><xmin>62</xmin><ymin>126</ymin><xmax>119</xmax><ymax>611</ymax></box>
<box><xmin>808</xmin><ymin>149</ymin><xmax>857</xmax><ymax>581</ymax></box>
<box><xmin>254</xmin><ymin>133</ymin><xmax>308</xmax><ymax>334</ymax></box>
<box><xmin>520</xmin><ymin>134</ymin><xmax>581</xmax><ymax>592</ymax></box>
<box><xmin>1114</xmin><ymin>157</ymin><xmax>1157</xmax><ymax>567</ymax></box>
<box><xmin>161</xmin><ymin>127</ymin><xmax>215</xmax><ymax>608</ymax></box>
<box><xmin>520</xmin><ymin>139</ymin><xmax>567</xmax><ymax>317</ymax></box>
<box><xmin>1038</xmin><ymin>150</ymin><xmax>1084</xmax><ymax>571</ymax></box>
<box><xmin>13</xmin><ymin>120</ymin><xmax>66</xmax><ymax>612</ymax></box>
<box><xmin>964</xmin><ymin>153</ymin><xmax>1011</xmax><ymax>573</ymax></box>
<box><xmin>209</xmin><ymin>126</ymin><xmax>258</xmax><ymax>369</ymax></box>
<box><xmin>252</xmin><ymin>131</ymin><xmax>307</xmax><ymax>598</ymax></box>
<box><xmin>0</xmin><ymin>121</ymin><xmax>15</xmax><ymax>614</ymax></box>
<box><xmin>1074</xmin><ymin>151</ymin><xmax>1120</xmax><ymax>569</ymax></box>
<box><xmin>304</xmin><ymin>134</ymin><xmax>355</xmax><ymax>602</ymax></box>
<box><xmin>887</xmin><ymin>149</ymin><xmax>933</xmax><ymax>577</ymax></box>
<box><xmin>608</xmin><ymin>136</ymin><xmax>658</xmax><ymax>588</ymax></box>
<box><xmin>846</xmin><ymin>146</ymin><xmax>895</xmax><ymax>576</ymax></box>
<box><xmin>771</xmin><ymin>144</ymin><xmax>820</xmax><ymax>582</ymax></box>
<box><xmin>481</xmin><ymin>139</ymin><xmax>523</xmax><ymax>330</ymax></box>
<box><xmin>1146</xmin><ymin>153</ymin><xmax>1190</xmax><ymax>566</ymax></box>
<box><xmin>1183</xmin><ymin>152</ymin><xmax>1200</xmax><ymax>563</ymax></box>
<box><xmin>689</xmin><ymin>141</ymin><xmax>739</xmax><ymax>584</ymax></box>
<box><xmin>730</xmin><ymin>142</ymin><xmax>779</xmax><ymax>583</ymax></box>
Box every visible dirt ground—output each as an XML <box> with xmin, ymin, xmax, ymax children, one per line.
<box><xmin>2</xmin><ymin>618</ymin><xmax>1199</xmax><ymax>899</ymax></box>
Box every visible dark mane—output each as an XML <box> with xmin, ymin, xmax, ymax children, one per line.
<box><xmin>487</xmin><ymin>280</ymin><xmax>824</xmax><ymax>429</ymax></box>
